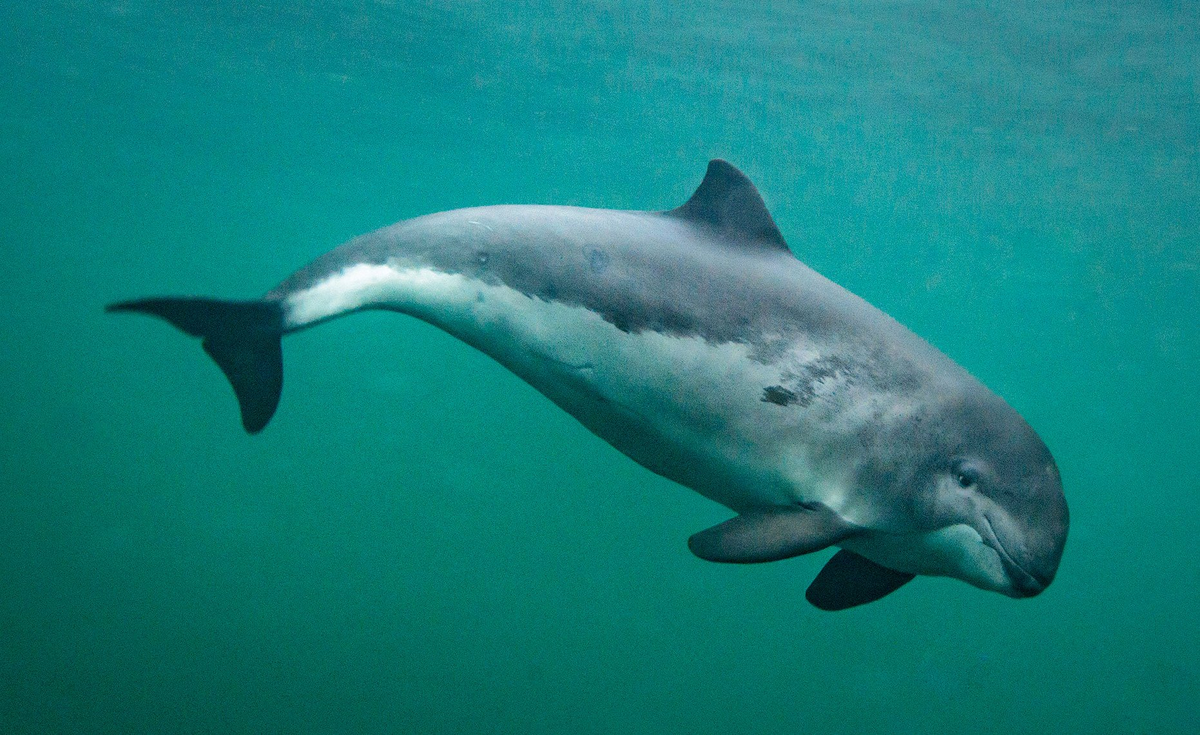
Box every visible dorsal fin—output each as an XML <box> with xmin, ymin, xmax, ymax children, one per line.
<box><xmin>665</xmin><ymin>159</ymin><xmax>790</xmax><ymax>254</ymax></box>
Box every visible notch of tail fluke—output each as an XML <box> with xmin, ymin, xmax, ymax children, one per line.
<box><xmin>106</xmin><ymin>297</ymin><xmax>285</xmax><ymax>434</ymax></box>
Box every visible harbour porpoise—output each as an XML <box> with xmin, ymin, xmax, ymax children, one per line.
<box><xmin>109</xmin><ymin>160</ymin><xmax>1068</xmax><ymax>610</ymax></box>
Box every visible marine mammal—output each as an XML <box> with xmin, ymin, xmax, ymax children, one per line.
<box><xmin>108</xmin><ymin>160</ymin><xmax>1068</xmax><ymax>610</ymax></box>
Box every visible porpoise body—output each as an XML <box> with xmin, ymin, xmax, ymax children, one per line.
<box><xmin>109</xmin><ymin>160</ymin><xmax>1068</xmax><ymax>610</ymax></box>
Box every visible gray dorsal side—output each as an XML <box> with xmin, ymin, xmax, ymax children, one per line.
<box><xmin>665</xmin><ymin>159</ymin><xmax>790</xmax><ymax>254</ymax></box>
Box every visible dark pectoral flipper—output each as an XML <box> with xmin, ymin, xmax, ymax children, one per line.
<box><xmin>805</xmin><ymin>550</ymin><xmax>915</xmax><ymax>611</ymax></box>
<box><xmin>106</xmin><ymin>297</ymin><xmax>285</xmax><ymax>434</ymax></box>
<box><xmin>688</xmin><ymin>504</ymin><xmax>856</xmax><ymax>564</ymax></box>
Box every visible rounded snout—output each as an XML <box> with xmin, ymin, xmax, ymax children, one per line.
<box><xmin>985</xmin><ymin>470</ymin><xmax>1069</xmax><ymax>598</ymax></box>
<box><xmin>1001</xmin><ymin>553</ymin><xmax>1053</xmax><ymax>598</ymax></box>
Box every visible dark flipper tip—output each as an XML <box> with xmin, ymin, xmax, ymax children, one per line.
<box><xmin>805</xmin><ymin>550</ymin><xmax>916</xmax><ymax>611</ymax></box>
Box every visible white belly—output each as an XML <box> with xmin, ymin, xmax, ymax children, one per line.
<box><xmin>841</xmin><ymin>525</ymin><xmax>1010</xmax><ymax>591</ymax></box>
<box><xmin>285</xmin><ymin>263</ymin><xmax>865</xmax><ymax>515</ymax></box>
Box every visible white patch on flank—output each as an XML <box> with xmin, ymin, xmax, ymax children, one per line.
<box><xmin>284</xmin><ymin>263</ymin><xmax>827</xmax><ymax>512</ymax></box>
<box><xmin>286</xmin><ymin>263</ymin><xmax>410</xmax><ymax>326</ymax></box>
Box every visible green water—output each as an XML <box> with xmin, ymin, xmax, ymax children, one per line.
<box><xmin>2</xmin><ymin>2</ymin><xmax>1197</xmax><ymax>732</ymax></box>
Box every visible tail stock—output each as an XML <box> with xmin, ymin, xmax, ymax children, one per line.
<box><xmin>106</xmin><ymin>298</ymin><xmax>285</xmax><ymax>433</ymax></box>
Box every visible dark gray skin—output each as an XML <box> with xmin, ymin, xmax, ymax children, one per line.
<box><xmin>108</xmin><ymin>160</ymin><xmax>1068</xmax><ymax>610</ymax></box>
<box><xmin>848</xmin><ymin>390</ymin><xmax>1066</xmax><ymax>597</ymax></box>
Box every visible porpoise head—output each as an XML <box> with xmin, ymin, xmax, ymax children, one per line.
<box><xmin>859</xmin><ymin>388</ymin><xmax>1069</xmax><ymax>598</ymax></box>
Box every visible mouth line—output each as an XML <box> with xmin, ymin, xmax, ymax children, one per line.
<box><xmin>981</xmin><ymin>511</ymin><xmax>1045</xmax><ymax>596</ymax></box>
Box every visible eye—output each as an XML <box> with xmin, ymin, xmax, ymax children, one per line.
<box><xmin>954</xmin><ymin>467</ymin><xmax>980</xmax><ymax>489</ymax></box>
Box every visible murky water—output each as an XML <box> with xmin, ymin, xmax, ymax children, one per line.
<box><xmin>2</xmin><ymin>2</ymin><xmax>1196</xmax><ymax>732</ymax></box>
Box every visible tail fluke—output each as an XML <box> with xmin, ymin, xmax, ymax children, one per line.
<box><xmin>106</xmin><ymin>298</ymin><xmax>286</xmax><ymax>434</ymax></box>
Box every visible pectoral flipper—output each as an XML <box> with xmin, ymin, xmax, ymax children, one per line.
<box><xmin>805</xmin><ymin>549</ymin><xmax>915</xmax><ymax>611</ymax></box>
<box><xmin>688</xmin><ymin>504</ymin><xmax>857</xmax><ymax>564</ymax></box>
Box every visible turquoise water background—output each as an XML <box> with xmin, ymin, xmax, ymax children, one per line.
<box><xmin>2</xmin><ymin>2</ymin><xmax>1197</xmax><ymax>732</ymax></box>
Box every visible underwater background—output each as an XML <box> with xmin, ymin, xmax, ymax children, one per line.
<box><xmin>2</xmin><ymin>1</ymin><xmax>1197</xmax><ymax>732</ymax></box>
